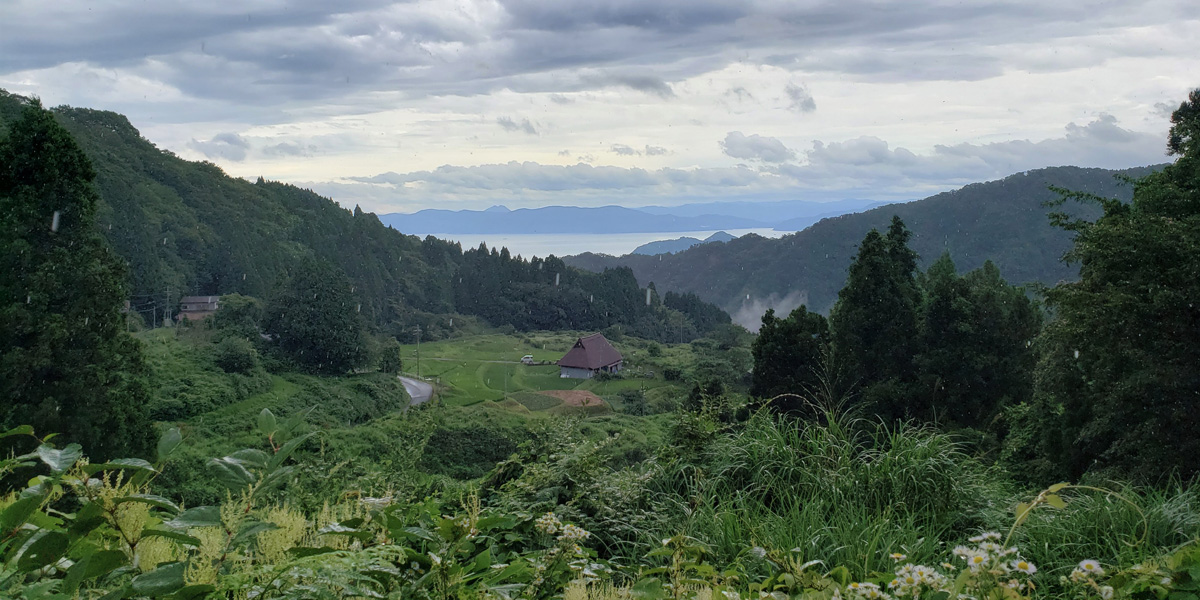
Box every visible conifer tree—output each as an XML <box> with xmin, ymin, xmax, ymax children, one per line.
<box><xmin>829</xmin><ymin>217</ymin><xmax>921</xmax><ymax>419</ymax></box>
<box><xmin>917</xmin><ymin>255</ymin><xmax>1040</xmax><ymax>427</ymax></box>
<box><xmin>0</xmin><ymin>100</ymin><xmax>154</xmax><ymax>460</ymax></box>
<box><xmin>750</xmin><ymin>306</ymin><xmax>828</xmax><ymax>412</ymax></box>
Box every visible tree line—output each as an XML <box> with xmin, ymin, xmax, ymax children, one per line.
<box><xmin>751</xmin><ymin>91</ymin><xmax>1200</xmax><ymax>484</ymax></box>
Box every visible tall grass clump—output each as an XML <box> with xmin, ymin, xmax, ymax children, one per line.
<box><xmin>645</xmin><ymin>410</ymin><xmax>1009</xmax><ymax>576</ymax></box>
<box><xmin>999</xmin><ymin>482</ymin><xmax>1200</xmax><ymax>580</ymax></box>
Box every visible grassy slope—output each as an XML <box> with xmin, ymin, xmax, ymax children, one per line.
<box><xmin>400</xmin><ymin>331</ymin><xmax>694</xmax><ymax>407</ymax></box>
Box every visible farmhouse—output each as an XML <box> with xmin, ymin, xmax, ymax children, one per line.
<box><xmin>557</xmin><ymin>333</ymin><xmax>623</xmax><ymax>379</ymax></box>
<box><xmin>178</xmin><ymin>295</ymin><xmax>220</xmax><ymax>321</ymax></box>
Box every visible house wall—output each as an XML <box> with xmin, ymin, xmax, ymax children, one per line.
<box><xmin>560</xmin><ymin>366</ymin><xmax>595</xmax><ymax>379</ymax></box>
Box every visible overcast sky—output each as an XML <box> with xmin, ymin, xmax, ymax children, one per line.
<box><xmin>1</xmin><ymin>0</ymin><xmax>1195</xmax><ymax>213</ymax></box>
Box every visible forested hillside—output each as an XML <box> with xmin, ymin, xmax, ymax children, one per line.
<box><xmin>565</xmin><ymin>165</ymin><xmax>1162</xmax><ymax>320</ymax></box>
<box><xmin>0</xmin><ymin>89</ymin><xmax>722</xmax><ymax>342</ymax></box>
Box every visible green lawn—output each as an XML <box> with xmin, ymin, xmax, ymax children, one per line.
<box><xmin>400</xmin><ymin>332</ymin><xmax>692</xmax><ymax>408</ymax></box>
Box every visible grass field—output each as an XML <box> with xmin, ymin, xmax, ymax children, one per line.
<box><xmin>400</xmin><ymin>331</ymin><xmax>694</xmax><ymax>408</ymax></box>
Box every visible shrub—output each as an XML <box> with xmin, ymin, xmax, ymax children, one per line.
<box><xmin>213</xmin><ymin>335</ymin><xmax>258</xmax><ymax>373</ymax></box>
<box><xmin>618</xmin><ymin>389</ymin><xmax>648</xmax><ymax>416</ymax></box>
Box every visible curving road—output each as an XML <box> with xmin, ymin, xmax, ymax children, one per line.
<box><xmin>398</xmin><ymin>376</ymin><xmax>434</xmax><ymax>405</ymax></box>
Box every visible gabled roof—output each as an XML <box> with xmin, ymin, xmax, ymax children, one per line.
<box><xmin>557</xmin><ymin>333</ymin><xmax>622</xmax><ymax>370</ymax></box>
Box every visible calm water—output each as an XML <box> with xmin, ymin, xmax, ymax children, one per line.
<box><xmin>418</xmin><ymin>228</ymin><xmax>789</xmax><ymax>258</ymax></box>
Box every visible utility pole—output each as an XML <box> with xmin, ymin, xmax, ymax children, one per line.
<box><xmin>164</xmin><ymin>288</ymin><xmax>172</xmax><ymax>327</ymax></box>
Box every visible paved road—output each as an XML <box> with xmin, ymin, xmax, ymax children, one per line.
<box><xmin>398</xmin><ymin>376</ymin><xmax>434</xmax><ymax>405</ymax></box>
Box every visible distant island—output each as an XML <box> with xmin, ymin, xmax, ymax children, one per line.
<box><xmin>632</xmin><ymin>231</ymin><xmax>736</xmax><ymax>255</ymax></box>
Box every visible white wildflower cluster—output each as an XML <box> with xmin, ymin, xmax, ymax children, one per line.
<box><xmin>1065</xmin><ymin>559</ymin><xmax>1114</xmax><ymax>599</ymax></box>
<box><xmin>559</xmin><ymin>523</ymin><xmax>591</xmax><ymax>543</ymax></box>
<box><xmin>845</xmin><ymin>581</ymin><xmax>890</xmax><ymax>600</ymax></box>
<box><xmin>888</xmin><ymin>563</ymin><xmax>950</xmax><ymax>597</ymax></box>
<box><xmin>535</xmin><ymin>512</ymin><xmax>562</xmax><ymax>535</ymax></box>
<box><xmin>404</xmin><ymin>560</ymin><xmax>426</xmax><ymax>579</ymax></box>
<box><xmin>455</xmin><ymin>515</ymin><xmax>479</xmax><ymax>538</ymax></box>
<box><xmin>952</xmin><ymin>532</ymin><xmax>1020</xmax><ymax>573</ymax></box>
<box><xmin>947</xmin><ymin>533</ymin><xmax>1037</xmax><ymax>594</ymax></box>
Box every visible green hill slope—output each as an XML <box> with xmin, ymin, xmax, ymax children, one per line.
<box><xmin>0</xmin><ymin>89</ymin><xmax>724</xmax><ymax>341</ymax></box>
<box><xmin>565</xmin><ymin>165</ymin><xmax>1162</xmax><ymax>323</ymax></box>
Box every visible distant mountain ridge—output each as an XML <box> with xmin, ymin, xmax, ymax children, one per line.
<box><xmin>564</xmin><ymin>165</ymin><xmax>1164</xmax><ymax>328</ymax></box>
<box><xmin>379</xmin><ymin>205</ymin><xmax>768</xmax><ymax>234</ymax></box>
<box><xmin>632</xmin><ymin>231</ymin><xmax>736</xmax><ymax>255</ymax></box>
<box><xmin>378</xmin><ymin>198</ymin><xmax>893</xmax><ymax>235</ymax></box>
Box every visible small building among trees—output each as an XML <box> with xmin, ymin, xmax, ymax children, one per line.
<box><xmin>557</xmin><ymin>333</ymin><xmax>623</xmax><ymax>379</ymax></box>
<box><xmin>178</xmin><ymin>295</ymin><xmax>220</xmax><ymax>321</ymax></box>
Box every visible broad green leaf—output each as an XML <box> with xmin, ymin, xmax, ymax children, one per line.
<box><xmin>318</xmin><ymin>522</ymin><xmax>372</xmax><ymax>540</ymax></box>
<box><xmin>1014</xmin><ymin>502</ymin><xmax>1031</xmax><ymax>525</ymax></box>
<box><xmin>164</xmin><ymin>506</ymin><xmax>221</xmax><ymax>530</ymax></box>
<box><xmin>267</xmin><ymin>431</ymin><xmax>317</xmax><ymax>471</ymax></box>
<box><xmin>257</xmin><ymin>408</ymin><xmax>277</xmax><ymax>435</ymax></box>
<box><xmin>68</xmin><ymin>501</ymin><xmax>107</xmax><ymax>537</ymax></box>
<box><xmin>141</xmin><ymin>529</ymin><xmax>202</xmax><ymax>547</ymax></box>
<box><xmin>17</xmin><ymin>530</ymin><xmax>69</xmax><ymax>570</ymax></box>
<box><xmin>258</xmin><ymin>464</ymin><xmax>295</xmax><ymax>492</ymax></box>
<box><xmin>37</xmin><ymin>443</ymin><xmax>83</xmax><ymax>473</ymax></box>
<box><xmin>2</xmin><ymin>494</ymin><xmax>45</xmax><ymax>531</ymax></box>
<box><xmin>0</xmin><ymin>425</ymin><xmax>35</xmax><ymax>439</ymax></box>
<box><xmin>62</xmin><ymin>550</ymin><xmax>127</xmax><ymax>593</ymax></box>
<box><xmin>630</xmin><ymin>577</ymin><xmax>668</xmax><ymax>599</ymax></box>
<box><xmin>289</xmin><ymin>546</ymin><xmax>340</xmax><ymax>558</ymax></box>
<box><xmin>208</xmin><ymin>457</ymin><xmax>256</xmax><ymax>490</ymax></box>
<box><xmin>114</xmin><ymin>494</ymin><xmax>179</xmax><ymax>514</ymax></box>
<box><xmin>229</xmin><ymin>448</ymin><xmax>270</xmax><ymax>469</ymax></box>
<box><xmin>473</xmin><ymin>547</ymin><xmax>493</xmax><ymax>571</ymax></box>
<box><xmin>157</xmin><ymin>427</ymin><xmax>182</xmax><ymax>463</ymax></box>
<box><xmin>171</xmin><ymin>584</ymin><xmax>216</xmax><ymax>600</ymax></box>
<box><xmin>131</xmin><ymin>562</ymin><xmax>187</xmax><ymax>597</ymax></box>
<box><xmin>1048</xmin><ymin>482</ymin><xmax>1070</xmax><ymax>493</ymax></box>
<box><xmin>399</xmin><ymin>526</ymin><xmax>435</xmax><ymax>542</ymax></box>
<box><xmin>485</xmin><ymin>583</ymin><xmax>528</xmax><ymax>599</ymax></box>
<box><xmin>1045</xmin><ymin>494</ymin><xmax>1067</xmax><ymax>509</ymax></box>
<box><xmin>231</xmin><ymin>521</ymin><xmax>279</xmax><ymax>547</ymax></box>
<box><xmin>281</xmin><ymin>406</ymin><xmax>315</xmax><ymax>436</ymax></box>
<box><xmin>826</xmin><ymin>566</ymin><xmax>852</xmax><ymax>585</ymax></box>
<box><xmin>83</xmin><ymin>458</ymin><xmax>156</xmax><ymax>476</ymax></box>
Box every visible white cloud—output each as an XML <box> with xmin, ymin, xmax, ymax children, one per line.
<box><xmin>720</xmin><ymin>131</ymin><xmax>796</xmax><ymax>163</ymax></box>
<box><xmin>188</xmin><ymin>132</ymin><xmax>249</xmax><ymax>161</ymax></box>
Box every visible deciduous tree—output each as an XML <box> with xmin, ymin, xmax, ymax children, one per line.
<box><xmin>264</xmin><ymin>258</ymin><xmax>368</xmax><ymax>375</ymax></box>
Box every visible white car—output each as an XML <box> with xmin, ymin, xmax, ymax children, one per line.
<box><xmin>521</xmin><ymin>355</ymin><xmax>535</xmax><ymax>365</ymax></box>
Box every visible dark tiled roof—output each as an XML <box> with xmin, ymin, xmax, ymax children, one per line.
<box><xmin>180</xmin><ymin>296</ymin><xmax>220</xmax><ymax>304</ymax></box>
<box><xmin>557</xmin><ymin>333</ymin><xmax>622</xmax><ymax>370</ymax></box>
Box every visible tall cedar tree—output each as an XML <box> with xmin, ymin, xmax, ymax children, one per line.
<box><xmin>264</xmin><ymin>258</ymin><xmax>368</xmax><ymax>375</ymax></box>
<box><xmin>917</xmin><ymin>254</ymin><xmax>1041</xmax><ymax>428</ymax></box>
<box><xmin>750</xmin><ymin>306</ymin><xmax>829</xmax><ymax>413</ymax></box>
<box><xmin>829</xmin><ymin>216</ymin><xmax>922</xmax><ymax>419</ymax></box>
<box><xmin>1022</xmin><ymin>90</ymin><xmax>1200</xmax><ymax>483</ymax></box>
<box><xmin>0</xmin><ymin>100</ymin><xmax>154</xmax><ymax>460</ymax></box>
